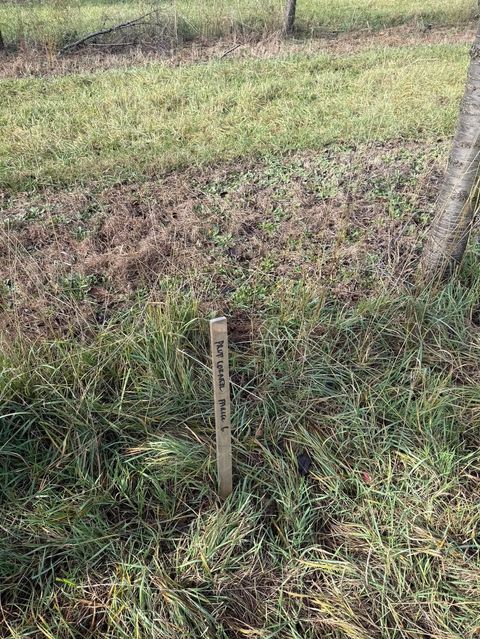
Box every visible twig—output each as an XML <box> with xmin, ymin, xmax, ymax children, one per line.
<box><xmin>219</xmin><ymin>43</ymin><xmax>241</xmax><ymax>59</ymax></box>
<box><xmin>89</xmin><ymin>42</ymin><xmax>135</xmax><ymax>48</ymax></box>
<box><xmin>58</xmin><ymin>10</ymin><xmax>157</xmax><ymax>56</ymax></box>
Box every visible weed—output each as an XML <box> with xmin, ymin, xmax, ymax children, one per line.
<box><xmin>59</xmin><ymin>272</ymin><xmax>103</xmax><ymax>301</ymax></box>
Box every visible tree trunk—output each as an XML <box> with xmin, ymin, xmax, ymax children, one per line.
<box><xmin>420</xmin><ymin>22</ymin><xmax>480</xmax><ymax>278</ymax></box>
<box><xmin>283</xmin><ymin>0</ymin><xmax>297</xmax><ymax>36</ymax></box>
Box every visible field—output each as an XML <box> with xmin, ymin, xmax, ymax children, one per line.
<box><xmin>1</xmin><ymin>1</ymin><xmax>480</xmax><ymax>638</ymax></box>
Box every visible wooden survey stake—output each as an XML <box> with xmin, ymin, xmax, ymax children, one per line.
<box><xmin>209</xmin><ymin>317</ymin><xmax>232</xmax><ymax>498</ymax></box>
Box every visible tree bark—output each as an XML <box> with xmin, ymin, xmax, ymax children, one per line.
<box><xmin>283</xmin><ymin>0</ymin><xmax>297</xmax><ymax>36</ymax></box>
<box><xmin>420</xmin><ymin>22</ymin><xmax>480</xmax><ymax>278</ymax></box>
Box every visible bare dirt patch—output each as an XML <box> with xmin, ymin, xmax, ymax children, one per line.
<box><xmin>0</xmin><ymin>141</ymin><xmax>445</xmax><ymax>339</ymax></box>
<box><xmin>0</xmin><ymin>24</ymin><xmax>474</xmax><ymax>79</ymax></box>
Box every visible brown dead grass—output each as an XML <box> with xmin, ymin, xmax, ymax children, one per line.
<box><xmin>0</xmin><ymin>24</ymin><xmax>475</xmax><ymax>79</ymax></box>
<box><xmin>0</xmin><ymin>141</ymin><xmax>446</xmax><ymax>339</ymax></box>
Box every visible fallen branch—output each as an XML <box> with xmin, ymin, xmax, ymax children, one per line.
<box><xmin>219</xmin><ymin>43</ymin><xmax>242</xmax><ymax>59</ymax></box>
<box><xmin>58</xmin><ymin>10</ymin><xmax>157</xmax><ymax>56</ymax></box>
<box><xmin>89</xmin><ymin>41</ymin><xmax>135</xmax><ymax>48</ymax></box>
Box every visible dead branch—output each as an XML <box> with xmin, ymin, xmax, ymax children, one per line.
<box><xmin>58</xmin><ymin>10</ymin><xmax>157</xmax><ymax>56</ymax></box>
<box><xmin>219</xmin><ymin>43</ymin><xmax>242</xmax><ymax>59</ymax></box>
<box><xmin>89</xmin><ymin>42</ymin><xmax>135</xmax><ymax>48</ymax></box>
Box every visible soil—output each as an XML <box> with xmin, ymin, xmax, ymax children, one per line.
<box><xmin>0</xmin><ymin>141</ymin><xmax>446</xmax><ymax>340</ymax></box>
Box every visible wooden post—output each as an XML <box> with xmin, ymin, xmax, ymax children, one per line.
<box><xmin>209</xmin><ymin>317</ymin><xmax>232</xmax><ymax>498</ymax></box>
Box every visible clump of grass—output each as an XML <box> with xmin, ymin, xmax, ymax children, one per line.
<box><xmin>0</xmin><ymin>44</ymin><xmax>467</xmax><ymax>192</ymax></box>
<box><xmin>0</xmin><ymin>0</ymin><xmax>476</xmax><ymax>53</ymax></box>
<box><xmin>1</xmin><ymin>259</ymin><xmax>480</xmax><ymax>637</ymax></box>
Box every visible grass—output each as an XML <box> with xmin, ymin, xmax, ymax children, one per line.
<box><xmin>0</xmin><ymin>0</ymin><xmax>476</xmax><ymax>52</ymax></box>
<box><xmin>1</xmin><ymin>268</ymin><xmax>480</xmax><ymax>637</ymax></box>
<box><xmin>0</xmin><ymin>44</ymin><xmax>468</xmax><ymax>192</ymax></box>
<box><xmin>2</xmin><ymin>3</ymin><xmax>480</xmax><ymax>637</ymax></box>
